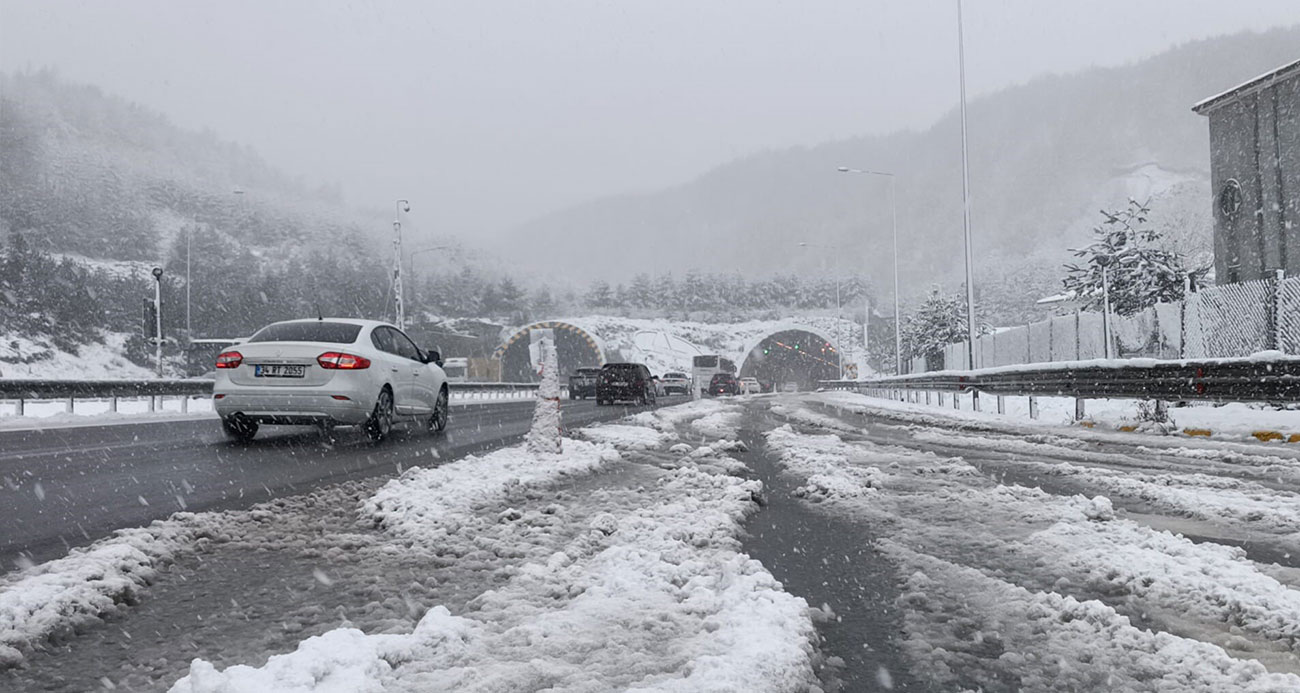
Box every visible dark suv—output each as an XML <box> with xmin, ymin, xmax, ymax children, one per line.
<box><xmin>708</xmin><ymin>372</ymin><xmax>740</xmax><ymax>396</ymax></box>
<box><xmin>596</xmin><ymin>363</ymin><xmax>656</xmax><ymax>405</ymax></box>
<box><xmin>568</xmin><ymin>367</ymin><xmax>603</xmax><ymax>400</ymax></box>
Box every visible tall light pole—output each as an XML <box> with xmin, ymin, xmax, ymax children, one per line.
<box><xmin>837</xmin><ymin>166</ymin><xmax>901</xmax><ymax>375</ymax></box>
<box><xmin>957</xmin><ymin>0</ymin><xmax>978</xmax><ymax>371</ymax></box>
<box><xmin>151</xmin><ymin>267</ymin><xmax>164</xmax><ymax>377</ymax></box>
<box><xmin>797</xmin><ymin>242</ymin><xmax>844</xmax><ymax>379</ymax></box>
<box><xmin>393</xmin><ymin>199</ymin><xmax>411</xmax><ymax>329</ymax></box>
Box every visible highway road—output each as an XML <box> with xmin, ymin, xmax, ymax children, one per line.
<box><xmin>0</xmin><ymin>397</ymin><xmax>679</xmax><ymax>572</ymax></box>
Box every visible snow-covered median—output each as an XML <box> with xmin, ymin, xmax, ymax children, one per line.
<box><xmin>170</xmin><ymin>406</ymin><xmax>820</xmax><ymax>692</ymax></box>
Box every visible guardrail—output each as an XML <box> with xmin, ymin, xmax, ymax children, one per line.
<box><xmin>819</xmin><ymin>355</ymin><xmax>1300</xmax><ymax>418</ymax></box>
<box><xmin>0</xmin><ymin>379</ymin><xmax>544</xmax><ymax>416</ymax></box>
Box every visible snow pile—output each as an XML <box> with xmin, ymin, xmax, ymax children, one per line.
<box><xmin>171</xmin><ymin>413</ymin><xmax>821</xmax><ymax>692</ymax></box>
<box><xmin>0</xmin><ymin>515</ymin><xmax>218</xmax><ymax>667</ymax></box>
<box><xmin>627</xmin><ymin>396</ymin><xmax>745</xmax><ymax>439</ymax></box>
<box><xmin>362</xmin><ymin>439</ymin><xmax>620</xmax><ymax>546</ymax></box>
<box><xmin>577</xmin><ymin>423</ymin><xmax>678</xmax><ymax>450</ymax></box>
<box><xmin>886</xmin><ymin>543</ymin><xmax>1300</xmax><ymax>692</ymax></box>
<box><xmin>764</xmin><ymin>424</ymin><xmax>886</xmax><ymax>501</ymax></box>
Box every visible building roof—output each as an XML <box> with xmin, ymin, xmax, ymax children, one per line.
<box><xmin>1193</xmin><ymin>58</ymin><xmax>1300</xmax><ymax>115</ymax></box>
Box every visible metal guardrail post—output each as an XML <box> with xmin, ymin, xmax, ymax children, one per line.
<box><xmin>1074</xmin><ymin>398</ymin><xmax>1086</xmax><ymax>421</ymax></box>
<box><xmin>996</xmin><ymin>395</ymin><xmax>1005</xmax><ymax>414</ymax></box>
<box><xmin>1028</xmin><ymin>396</ymin><xmax>1039</xmax><ymax>419</ymax></box>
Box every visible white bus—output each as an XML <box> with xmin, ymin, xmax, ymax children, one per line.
<box><xmin>691</xmin><ymin>354</ymin><xmax>736</xmax><ymax>398</ymax></box>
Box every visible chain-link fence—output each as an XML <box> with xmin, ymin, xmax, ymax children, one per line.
<box><xmin>1183</xmin><ymin>278</ymin><xmax>1273</xmax><ymax>358</ymax></box>
<box><xmin>923</xmin><ymin>274</ymin><xmax>1298</xmax><ymax>371</ymax></box>
<box><xmin>1278</xmin><ymin>276</ymin><xmax>1300</xmax><ymax>355</ymax></box>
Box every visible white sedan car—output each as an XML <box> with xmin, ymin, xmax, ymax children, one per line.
<box><xmin>213</xmin><ymin>318</ymin><xmax>449</xmax><ymax>442</ymax></box>
<box><xmin>740</xmin><ymin>377</ymin><xmax>763</xmax><ymax>394</ymax></box>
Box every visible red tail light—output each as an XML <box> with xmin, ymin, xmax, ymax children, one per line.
<box><xmin>216</xmin><ymin>351</ymin><xmax>243</xmax><ymax>369</ymax></box>
<box><xmin>317</xmin><ymin>352</ymin><xmax>371</xmax><ymax>370</ymax></box>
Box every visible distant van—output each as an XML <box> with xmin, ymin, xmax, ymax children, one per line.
<box><xmin>442</xmin><ymin>357</ymin><xmax>469</xmax><ymax>383</ymax></box>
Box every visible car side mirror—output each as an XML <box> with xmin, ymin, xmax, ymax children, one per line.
<box><xmin>425</xmin><ymin>349</ymin><xmax>443</xmax><ymax>367</ymax></box>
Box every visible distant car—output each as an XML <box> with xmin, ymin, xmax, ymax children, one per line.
<box><xmin>657</xmin><ymin>372</ymin><xmax>691</xmax><ymax>396</ymax></box>
<box><xmin>596</xmin><ymin>363</ymin><xmax>656</xmax><ymax>405</ymax></box>
<box><xmin>568</xmin><ymin>367</ymin><xmax>603</xmax><ymax>400</ymax></box>
<box><xmin>780</xmin><ymin>382</ymin><xmax>799</xmax><ymax>393</ymax></box>
<box><xmin>212</xmin><ymin>318</ymin><xmax>449</xmax><ymax>442</ymax></box>
<box><xmin>739</xmin><ymin>377</ymin><xmax>762</xmax><ymax>394</ymax></box>
<box><xmin>709</xmin><ymin>372</ymin><xmax>740</xmax><ymax>396</ymax></box>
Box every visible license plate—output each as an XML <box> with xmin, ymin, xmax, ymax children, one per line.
<box><xmin>255</xmin><ymin>364</ymin><xmax>305</xmax><ymax>378</ymax></box>
<box><xmin>610</xmin><ymin>381</ymin><xmax>627</xmax><ymax>386</ymax></box>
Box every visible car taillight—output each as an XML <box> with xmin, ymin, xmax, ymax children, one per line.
<box><xmin>317</xmin><ymin>352</ymin><xmax>371</xmax><ymax>370</ymax></box>
<box><xmin>216</xmin><ymin>351</ymin><xmax>243</xmax><ymax>369</ymax></box>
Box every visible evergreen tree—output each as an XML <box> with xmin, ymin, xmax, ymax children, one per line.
<box><xmin>1062</xmin><ymin>200</ymin><xmax>1197</xmax><ymax>316</ymax></box>
<box><xmin>901</xmin><ymin>286</ymin><xmax>974</xmax><ymax>368</ymax></box>
<box><xmin>497</xmin><ymin>277</ymin><xmax>528</xmax><ymax>318</ymax></box>
<box><xmin>585</xmin><ymin>280</ymin><xmax>613</xmax><ymax>309</ymax></box>
<box><xmin>628</xmin><ymin>273</ymin><xmax>653</xmax><ymax>309</ymax></box>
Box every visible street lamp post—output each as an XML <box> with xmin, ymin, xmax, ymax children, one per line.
<box><xmin>797</xmin><ymin>242</ymin><xmax>844</xmax><ymax>379</ymax></box>
<box><xmin>393</xmin><ymin>200</ymin><xmax>411</xmax><ymax>329</ymax></box>
<box><xmin>957</xmin><ymin>0</ymin><xmax>978</xmax><ymax>374</ymax></box>
<box><xmin>837</xmin><ymin>166</ymin><xmax>901</xmax><ymax>375</ymax></box>
<box><xmin>151</xmin><ymin>266</ymin><xmax>164</xmax><ymax>377</ymax></box>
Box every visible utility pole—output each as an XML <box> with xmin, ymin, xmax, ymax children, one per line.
<box><xmin>393</xmin><ymin>199</ymin><xmax>410</xmax><ymax>329</ymax></box>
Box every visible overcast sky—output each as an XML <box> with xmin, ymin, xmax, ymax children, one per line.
<box><xmin>2</xmin><ymin>1</ymin><xmax>1297</xmax><ymax>241</ymax></box>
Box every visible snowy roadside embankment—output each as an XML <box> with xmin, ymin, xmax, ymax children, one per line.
<box><xmin>0</xmin><ymin>515</ymin><xmax>220</xmax><ymax>667</ymax></box>
<box><xmin>813</xmin><ymin>389</ymin><xmax>1300</xmax><ymax>445</ymax></box>
<box><xmin>170</xmin><ymin>403</ymin><xmax>821</xmax><ymax>692</ymax></box>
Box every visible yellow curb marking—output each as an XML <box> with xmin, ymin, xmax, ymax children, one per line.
<box><xmin>1182</xmin><ymin>428</ymin><xmax>1213</xmax><ymax>438</ymax></box>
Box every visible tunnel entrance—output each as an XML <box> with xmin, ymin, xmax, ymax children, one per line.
<box><xmin>495</xmin><ymin>321</ymin><xmax>605</xmax><ymax>382</ymax></box>
<box><xmin>738</xmin><ymin>329</ymin><xmax>840</xmax><ymax>392</ymax></box>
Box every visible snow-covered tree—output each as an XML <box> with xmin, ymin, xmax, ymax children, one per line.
<box><xmin>1062</xmin><ymin>200</ymin><xmax>1197</xmax><ymax>316</ymax></box>
<box><xmin>901</xmin><ymin>286</ymin><xmax>978</xmax><ymax>368</ymax></box>
<box><xmin>585</xmin><ymin>280</ymin><xmax>613</xmax><ymax>309</ymax></box>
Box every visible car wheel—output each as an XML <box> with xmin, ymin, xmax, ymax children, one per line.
<box><xmin>365</xmin><ymin>387</ymin><xmax>395</xmax><ymax>442</ymax></box>
<box><xmin>222</xmin><ymin>415</ymin><xmax>258</xmax><ymax>442</ymax></box>
<box><xmin>428</xmin><ymin>387</ymin><xmax>449</xmax><ymax>434</ymax></box>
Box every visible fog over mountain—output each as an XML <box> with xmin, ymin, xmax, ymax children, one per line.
<box><xmin>498</xmin><ymin>27</ymin><xmax>1298</xmax><ymax>314</ymax></box>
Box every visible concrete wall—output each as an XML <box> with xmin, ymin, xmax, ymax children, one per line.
<box><xmin>1206</xmin><ymin>74</ymin><xmax>1300</xmax><ymax>283</ymax></box>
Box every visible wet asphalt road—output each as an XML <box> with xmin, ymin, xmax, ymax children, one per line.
<box><xmin>0</xmin><ymin>397</ymin><xmax>680</xmax><ymax>571</ymax></box>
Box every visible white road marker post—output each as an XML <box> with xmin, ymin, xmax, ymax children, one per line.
<box><xmin>527</xmin><ymin>329</ymin><xmax>563</xmax><ymax>455</ymax></box>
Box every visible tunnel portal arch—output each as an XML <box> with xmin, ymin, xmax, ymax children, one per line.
<box><xmin>737</xmin><ymin>325</ymin><xmax>842</xmax><ymax>391</ymax></box>
<box><xmin>494</xmin><ymin>321</ymin><xmax>607</xmax><ymax>382</ymax></box>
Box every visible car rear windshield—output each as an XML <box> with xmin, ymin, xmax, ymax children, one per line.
<box><xmin>603</xmin><ymin>364</ymin><xmax>639</xmax><ymax>371</ymax></box>
<box><xmin>247</xmin><ymin>322</ymin><xmax>362</xmax><ymax>344</ymax></box>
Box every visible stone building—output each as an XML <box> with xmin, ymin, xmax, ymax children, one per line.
<box><xmin>1193</xmin><ymin>59</ymin><xmax>1299</xmax><ymax>284</ymax></box>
